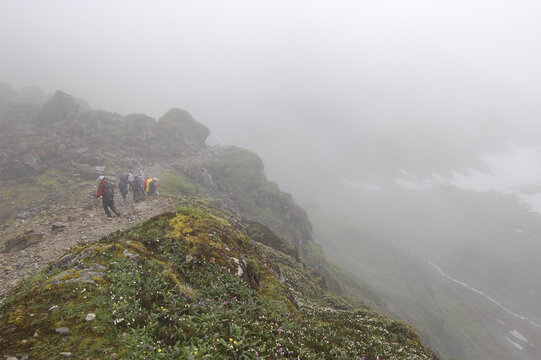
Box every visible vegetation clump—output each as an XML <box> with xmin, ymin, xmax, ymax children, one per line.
<box><xmin>0</xmin><ymin>205</ymin><xmax>436</xmax><ymax>359</ymax></box>
<box><xmin>160</xmin><ymin>170</ymin><xmax>199</xmax><ymax>197</ymax></box>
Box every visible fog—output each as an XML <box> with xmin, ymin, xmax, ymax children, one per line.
<box><xmin>3</xmin><ymin>1</ymin><xmax>541</xmax><ymax>359</ymax></box>
<box><xmin>3</xmin><ymin>1</ymin><xmax>541</xmax><ymax>187</ymax></box>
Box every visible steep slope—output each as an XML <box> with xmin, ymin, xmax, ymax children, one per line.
<box><xmin>306</xmin><ymin>183</ymin><xmax>541</xmax><ymax>360</ymax></box>
<box><xmin>0</xmin><ymin>202</ymin><xmax>436</xmax><ymax>360</ymax></box>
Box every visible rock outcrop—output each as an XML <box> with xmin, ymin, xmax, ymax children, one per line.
<box><xmin>35</xmin><ymin>90</ymin><xmax>82</xmax><ymax>124</ymax></box>
<box><xmin>158</xmin><ymin>108</ymin><xmax>210</xmax><ymax>148</ymax></box>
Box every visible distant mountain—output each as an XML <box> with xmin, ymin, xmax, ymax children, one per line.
<box><xmin>306</xmin><ymin>178</ymin><xmax>541</xmax><ymax>360</ymax></box>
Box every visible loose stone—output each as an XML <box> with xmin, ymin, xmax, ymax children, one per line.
<box><xmin>55</xmin><ymin>327</ymin><xmax>70</xmax><ymax>335</ymax></box>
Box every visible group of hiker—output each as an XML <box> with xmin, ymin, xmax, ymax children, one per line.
<box><xmin>95</xmin><ymin>169</ymin><xmax>160</xmax><ymax>218</ymax></box>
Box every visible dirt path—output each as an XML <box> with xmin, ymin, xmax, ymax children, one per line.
<box><xmin>0</xmin><ymin>193</ymin><xmax>178</xmax><ymax>298</ymax></box>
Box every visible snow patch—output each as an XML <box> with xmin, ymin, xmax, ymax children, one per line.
<box><xmin>429</xmin><ymin>261</ymin><xmax>541</xmax><ymax>330</ymax></box>
<box><xmin>395</xmin><ymin>169</ymin><xmax>432</xmax><ymax>190</ymax></box>
<box><xmin>395</xmin><ymin>178</ymin><xmax>431</xmax><ymax>190</ymax></box>
<box><xmin>506</xmin><ymin>336</ymin><xmax>524</xmax><ymax>351</ymax></box>
<box><xmin>432</xmin><ymin>144</ymin><xmax>541</xmax><ymax>215</ymax></box>
<box><xmin>510</xmin><ymin>329</ymin><xmax>528</xmax><ymax>343</ymax></box>
<box><xmin>341</xmin><ymin>179</ymin><xmax>381</xmax><ymax>191</ymax></box>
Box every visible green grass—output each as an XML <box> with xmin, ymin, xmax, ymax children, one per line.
<box><xmin>160</xmin><ymin>170</ymin><xmax>199</xmax><ymax>197</ymax></box>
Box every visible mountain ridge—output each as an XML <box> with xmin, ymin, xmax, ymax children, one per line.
<box><xmin>0</xmin><ymin>85</ymin><xmax>438</xmax><ymax>359</ymax></box>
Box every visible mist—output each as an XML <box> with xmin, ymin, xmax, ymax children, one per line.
<box><xmin>2</xmin><ymin>1</ymin><xmax>541</xmax><ymax>359</ymax></box>
<box><xmin>3</xmin><ymin>1</ymin><xmax>541</xmax><ymax>186</ymax></box>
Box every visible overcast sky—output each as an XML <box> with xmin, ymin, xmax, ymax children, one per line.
<box><xmin>2</xmin><ymin>0</ymin><xmax>541</xmax><ymax>192</ymax></box>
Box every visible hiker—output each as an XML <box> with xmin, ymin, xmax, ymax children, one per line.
<box><xmin>128</xmin><ymin>170</ymin><xmax>139</xmax><ymax>202</ymax></box>
<box><xmin>148</xmin><ymin>178</ymin><xmax>160</xmax><ymax>195</ymax></box>
<box><xmin>118</xmin><ymin>174</ymin><xmax>129</xmax><ymax>202</ymax></box>
<box><xmin>132</xmin><ymin>175</ymin><xmax>145</xmax><ymax>202</ymax></box>
<box><xmin>144</xmin><ymin>177</ymin><xmax>152</xmax><ymax>194</ymax></box>
<box><xmin>95</xmin><ymin>176</ymin><xmax>121</xmax><ymax>218</ymax></box>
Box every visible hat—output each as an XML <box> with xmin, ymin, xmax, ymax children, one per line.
<box><xmin>97</xmin><ymin>175</ymin><xmax>104</xmax><ymax>181</ymax></box>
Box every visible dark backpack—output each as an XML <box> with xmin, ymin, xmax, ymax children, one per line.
<box><xmin>102</xmin><ymin>181</ymin><xmax>114</xmax><ymax>199</ymax></box>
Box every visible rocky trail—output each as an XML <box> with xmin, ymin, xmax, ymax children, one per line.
<box><xmin>0</xmin><ymin>192</ymin><xmax>178</xmax><ymax>299</ymax></box>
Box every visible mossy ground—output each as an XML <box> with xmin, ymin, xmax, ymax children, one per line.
<box><xmin>0</xmin><ymin>204</ymin><xmax>436</xmax><ymax>359</ymax></box>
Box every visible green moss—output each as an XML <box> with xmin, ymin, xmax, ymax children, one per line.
<box><xmin>0</xmin><ymin>204</ymin><xmax>436</xmax><ymax>360</ymax></box>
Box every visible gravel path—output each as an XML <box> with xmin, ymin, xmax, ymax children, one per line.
<box><xmin>0</xmin><ymin>193</ymin><xmax>177</xmax><ymax>298</ymax></box>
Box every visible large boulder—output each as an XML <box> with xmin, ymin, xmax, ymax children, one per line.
<box><xmin>5</xmin><ymin>152</ymin><xmax>41</xmax><ymax>178</ymax></box>
<box><xmin>34</xmin><ymin>90</ymin><xmax>82</xmax><ymax>124</ymax></box>
<box><xmin>157</xmin><ymin>108</ymin><xmax>210</xmax><ymax>148</ymax></box>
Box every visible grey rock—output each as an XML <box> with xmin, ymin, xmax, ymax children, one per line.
<box><xmin>89</xmin><ymin>263</ymin><xmax>106</xmax><ymax>271</ymax></box>
<box><xmin>49</xmin><ymin>249</ymin><xmax>93</xmax><ymax>271</ymax></box>
<box><xmin>48</xmin><ymin>271</ymin><xmax>70</xmax><ymax>285</ymax></box>
<box><xmin>36</xmin><ymin>90</ymin><xmax>81</xmax><ymax>124</ymax></box>
<box><xmin>122</xmin><ymin>249</ymin><xmax>138</xmax><ymax>259</ymax></box>
<box><xmin>49</xmin><ymin>253</ymin><xmax>75</xmax><ymax>270</ymax></box>
<box><xmin>85</xmin><ymin>313</ymin><xmax>96</xmax><ymax>321</ymax></box>
<box><xmin>75</xmin><ymin>263</ymin><xmax>87</xmax><ymax>270</ymax></box>
<box><xmin>59</xmin><ymin>352</ymin><xmax>72</xmax><ymax>358</ymax></box>
<box><xmin>51</xmin><ymin>222</ymin><xmax>67</xmax><ymax>232</ymax></box>
<box><xmin>4</xmin><ymin>230</ymin><xmax>44</xmax><ymax>253</ymax></box>
<box><xmin>59</xmin><ymin>269</ymin><xmax>103</xmax><ymax>285</ymax></box>
<box><xmin>22</xmin><ymin>152</ymin><xmax>41</xmax><ymax>173</ymax></box>
<box><xmin>6</xmin><ymin>357</ymin><xmax>18</xmax><ymax>360</ymax></box>
<box><xmin>55</xmin><ymin>327</ymin><xmax>70</xmax><ymax>335</ymax></box>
